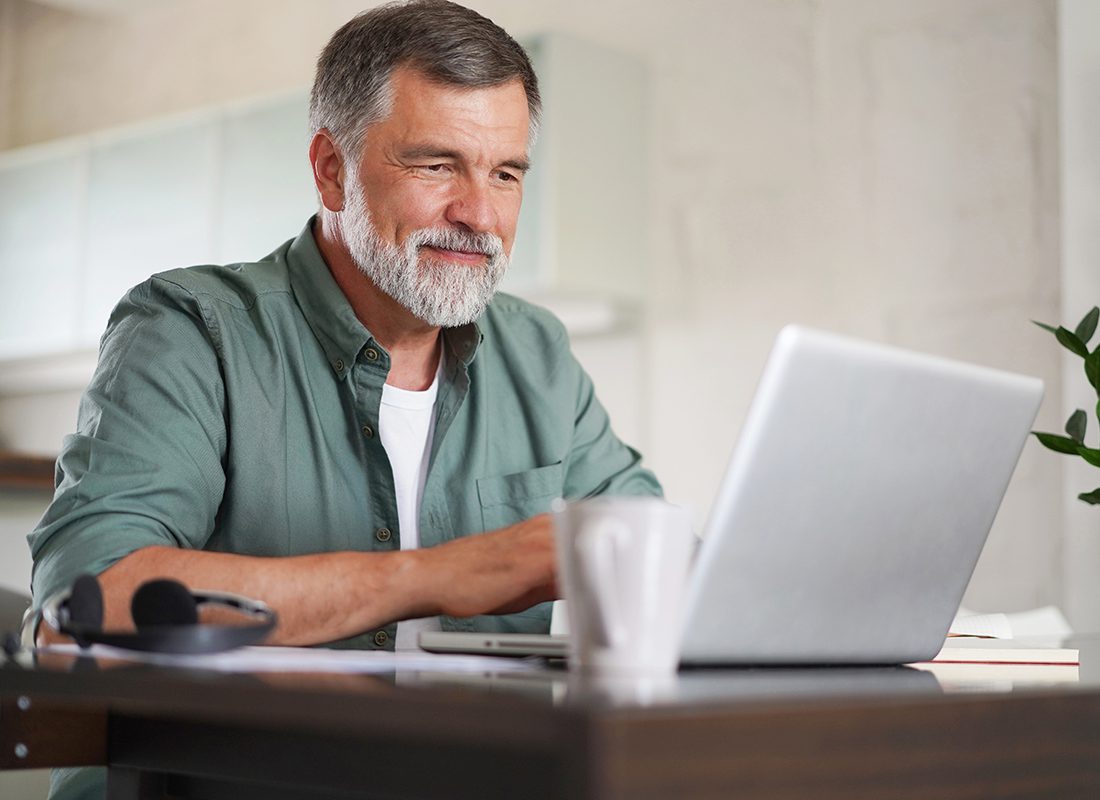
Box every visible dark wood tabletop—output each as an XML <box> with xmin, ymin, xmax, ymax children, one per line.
<box><xmin>3</xmin><ymin>636</ymin><xmax>1100</xmax><ymax>799</ymax></box>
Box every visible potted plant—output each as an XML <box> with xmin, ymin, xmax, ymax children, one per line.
<box><xmin>1032</xmin><ymin>306</ymin><xmax>1100</xmax><ymax>505</ymax></box>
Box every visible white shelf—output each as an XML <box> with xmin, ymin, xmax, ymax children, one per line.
<box><xmin>0</xmin><ymin>349</ymin><xmax>98</xmax><ymax>395</ymax></box>
<box><xmin>0</xmin><ymin>34</ymin><xmax>647</xmax><ymax>393</ymax></box>
<box><xmin>0</xmin><ymin>294</ymin><xmax>634</xmax><ymax>397</ymax></box>
<box><xmin>516</xmin><ymin>291</ymin><xmax>637</xmax><ymax>338</ymax></box>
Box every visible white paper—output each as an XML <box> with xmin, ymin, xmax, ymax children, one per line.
<box><xmin>1001</xmin><ymin>606</ymin><xmax>1073</xmax><ymax>638</ymax></box>
<box><xmin>38</xmin><ymin>643</ymin><xmax>540</xmax><ymax>674</ymax></box>
<box><xmin>948</xmin><ymin>611</ymin><xmax>1013</xmax><ymax>639</ymax></box>
<box><xmin>949</xmin><ymin>605</ymin><xmax>1073</xmax><ymax>639</ymax></box>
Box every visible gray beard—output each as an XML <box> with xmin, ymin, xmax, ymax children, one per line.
<box><xmin>340</xmin><ymin>180</ymin><xmax>509</xmax><ymax>328</ymax></box>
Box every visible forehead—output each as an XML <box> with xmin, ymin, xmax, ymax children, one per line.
<box><xmin>367</xmin><ymin>66</ymin><xmax>531</xmax><ymax>158</ymax></box>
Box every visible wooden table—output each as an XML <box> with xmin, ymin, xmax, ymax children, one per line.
<box><xmin>3</xmin><ymin>639</ymin><xmax>1100</xmax><ymax>799</ymax></box>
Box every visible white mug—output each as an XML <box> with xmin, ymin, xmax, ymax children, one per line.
<box><xmin>552</xmin><ymin>496</ymin><xmax>695</xmax><ymax>675</ymax></box>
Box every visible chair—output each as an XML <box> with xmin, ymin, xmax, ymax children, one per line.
<box><xmin>0</xmin><ymin>585</ymin><xmax>31</xmax><ymax>639</ymax></box>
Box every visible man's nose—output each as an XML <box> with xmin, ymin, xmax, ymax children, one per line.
<box><xmin>444</xmin><ymin>178</ymin><xmax>497</xmax><ymax>234</ymax></box>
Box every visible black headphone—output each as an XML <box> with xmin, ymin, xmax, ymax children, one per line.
<box><xmin>42</xmin><ymin>574</ymin><xmax>277</xmax><ymax>654</ymax></box>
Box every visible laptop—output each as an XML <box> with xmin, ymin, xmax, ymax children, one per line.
<box><xmin>420</xmin><ymin>325</ymin><xmax>1044</xmax><ymax>666</ymax></box>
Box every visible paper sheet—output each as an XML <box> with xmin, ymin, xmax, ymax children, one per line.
<box><xmin>949</xmin><ymin>605</ymin><xmax>1073</xmax><ymax>639</ymax></box>
<box><xmin>948</xmin><ymin>612</ymin><xmax>1013</xmax><ymax>639</ymax></box>
<box><xmin>38</xmin><ymin>643</ymin><xmax>540</xmax><ymax>674</ymax></box>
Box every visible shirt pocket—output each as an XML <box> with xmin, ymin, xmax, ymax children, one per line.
<box><xmin>476</xmin><ymin>461</ymin><xmax>564</xmax><ymax>531</ymax></box>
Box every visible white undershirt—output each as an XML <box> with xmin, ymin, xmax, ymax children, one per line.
<box><xmin>380</xmin><ymin>356</ymin><xmax>443</xmax><ymax>651</ymax></box>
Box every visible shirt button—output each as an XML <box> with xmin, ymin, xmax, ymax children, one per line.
<box><xmin>375</xmin><ymin>527</ymin><xmax>392</xmax><ymax>543</ymax></box>
<box><xmin>333</xmin><ymin>359</ymin><xmax>345</xmax><ymax>373</ymax></box>
<box><xmin>361</xmin><ymin>425</ymin><xmax>374</xmax><ymax>439</ymax></box>
<box><xmin>365</xmin><ymin>347</ymin><xmax>380</xmax><ymax>362</ymax></box>
<box><xmin>373</xmin><ymin>630</ymin><xmax>389</xmax><ymax>647</ymax></box>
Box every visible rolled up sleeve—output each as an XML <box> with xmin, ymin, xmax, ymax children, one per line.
<box><xmin>29</xmin><ymin>277</ymin><xmax>228</xmax><ymax>607</ymax></box>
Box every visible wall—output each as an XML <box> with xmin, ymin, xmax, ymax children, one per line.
<box><xmin>0</xmin><ymin>1</ymin><xmax>1069</xmax><ymax>619</ymax></box>
<box><xmin>627</xmin><ymin>0</ymin><xmax>1061</xmax><ymax>615</ymax></box>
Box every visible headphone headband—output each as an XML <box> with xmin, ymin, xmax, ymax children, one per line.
<box><xmin>42</xmin><ymin>575</ymin><xmax>277</xmax><ymax>655</ymax></box>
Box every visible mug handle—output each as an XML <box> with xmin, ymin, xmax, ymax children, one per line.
<box><xmin>576</xmin><ymin>520</ymin><xmax>629</xmax><ymax>648</ymax></box>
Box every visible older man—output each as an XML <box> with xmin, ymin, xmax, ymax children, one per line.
<box><xmin>29</xmin><ymin>0</ymin><xmax>659</xmax><ymax>663</ymax></box>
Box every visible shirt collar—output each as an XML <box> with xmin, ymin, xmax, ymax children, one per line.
<box><xmin>442</xmin><ymin>321</ymin><xmax>482</xmax><ymax>368</ymax></box>
<box><xmin>286</xmin><ymin>218</ymin><xmax>483</xmax><ymax>376</ymax></box>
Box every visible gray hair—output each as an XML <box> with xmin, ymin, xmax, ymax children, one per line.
<box><xmin>309</xmin><ymin>0</ymin><xmax>541</xmax><ymax>162</ymax></box>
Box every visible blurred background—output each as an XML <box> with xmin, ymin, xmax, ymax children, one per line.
<box><xmin>1</xmin><ymin>0</ymin><xmax>1099</xmax><ymax>794</ymax></box>
<box><xmin>1</xmin><ymin>0</ymin><xmax>1099</xmax><ymax>666</ymax></box>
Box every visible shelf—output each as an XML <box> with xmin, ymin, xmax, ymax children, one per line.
<box><xmin>515</xmin><ymin>291</ymin><xmax>638</xmax><ymax>338</ymax></box>
<box><xmin>0</xmin><ymin>451</ymin><xmax>56</xmax><ymax>491</ymax></box>
<box><xmin>0</xmin><ymin>348</ymin><xmax>98</xmax><ymax>395</ymax></box>
<box><xmin>0</xmin><ymin>295</ymin><xmax>637</xmax><ymax>397</ymax></box>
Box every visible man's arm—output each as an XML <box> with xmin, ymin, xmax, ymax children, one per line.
<box><xmin>31</xmin><ymin>276</ymin><xmax>559</xmax><ymax>648</ymax></box>
<box><xmin>38</xmin><ymin>513</ymin><xmax>555</xmax><ymax>647</ymax></box>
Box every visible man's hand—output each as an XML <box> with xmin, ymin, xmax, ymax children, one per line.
<box><xmin>411</xmin><ymin>514</ymin><xmax>558</xmax><ymax>618</ymax></box>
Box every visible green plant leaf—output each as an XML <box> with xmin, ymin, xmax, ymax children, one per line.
<box><xmin>1056</xmin><ymin>327</ymin><xmax>1090</xmax><ymax>358</ymax></box>
<box><xmin>1079</xmin><ymin>488</ymin><xmax>1100</xmax><ymax>505</ymax></box>
<box><xmin>1086</xmin><ymin>348</ymin><xmax>1100</xmax><ymax>393</ymax></box>
<box><xmin>1066</xmin><ymin>410</ymin><xmax>1088</xmax><ymax>443</ymax></box>
<box><xmin>1032</xmin><ymin>320</ymin><xmax>1058</xmax><ymax>334</ymax></box>
<box><xmin>1076</xmin><ymin>306</ymin><xmax>1100</xmax><ymax>345</ymax></box>
<box><xmin>1078</xmin><ymin>446</ymin><xmax>1100</xmax><ymax>468</ymax></box>
<box><xmin>1033</xmin><ymin>431</ymin><xmax>1083</xmax><ymax>454</ymax></box>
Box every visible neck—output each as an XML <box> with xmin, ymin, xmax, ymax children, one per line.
<box><xmin>314</xmin><ymin>215</ymin><xmax>442</xmax><ymax>391</ymax></box>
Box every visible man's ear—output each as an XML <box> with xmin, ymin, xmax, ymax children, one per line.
<box><xmin>310</xmin><ymin>129</ymin><xmax>346</xmax><ymax>212</ymax></box>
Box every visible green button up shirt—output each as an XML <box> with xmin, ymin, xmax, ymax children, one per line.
<box><xmin>28</xmin><ymin>220</ymin><xmax>661</xmax><ymax>649</ymax></box>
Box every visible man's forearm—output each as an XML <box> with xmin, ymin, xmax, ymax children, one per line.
<box><xmin>36</xmin><ymin>515</ymin><xmax>557</xmax><ymax>648</ymax></box>
<box><xmin>38</xmin><ymin>546</ymin><xmax>418</xmax><ymax>647</ymax></box>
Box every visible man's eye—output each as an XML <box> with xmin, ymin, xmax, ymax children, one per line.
<box><xmin>420</xmin><ymin>164</ymin><xmax>449</xmax><ymax>174</ymax></box>
<box><xmin>496</xmin><ymin>171</ymin><xmax>519</xmax><ymax>183</ymax></box>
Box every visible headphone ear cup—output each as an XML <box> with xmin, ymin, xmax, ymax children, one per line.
<box><xmin>63</xmin><ymin>573</ymin><xmax>104</xmax><ymax>649</ymax></box>
<box><xmin>131</xmin><ymin>579</ymin><xmax>199</xmax><ymax>628</ymax></box>
<box><xmin>67</xmin><ymin>574</ymin><xmax>105</xmax><ymax>631</ymax></box>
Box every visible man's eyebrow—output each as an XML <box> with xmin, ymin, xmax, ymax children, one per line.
<box><xmin>399</xmin><ymin>145</ymin><xmax>462</xmax><ymax>161</ymax></box>
<box><xmin>398</xmin><ymin>145</ymin><xmax>530</xmax><ymax>173</ymax></box>
<box><xmin>500</xmin><ymin>158</ymin><xmax>531</xmax><ymax>174</ymax></box>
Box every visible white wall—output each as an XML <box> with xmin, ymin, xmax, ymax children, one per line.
<box><xmin>636</xmin><ymin>0</ymin><xmax>1062</xmax><ymax>616</ymax></box>
<box><xmin>0</xmin><ymin>0</ymin><xmax>1073</xmax><ymax>620</ymax></box>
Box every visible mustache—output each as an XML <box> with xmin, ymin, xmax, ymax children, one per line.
<box><xmin>407</xmin><ymin>227</ymin><xmax>505</xmax><ymax>259</ymax></box>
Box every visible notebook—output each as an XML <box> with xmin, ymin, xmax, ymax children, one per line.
<box><xmin>421</xmin><ymin>325</ymin><xmax>1044</xmax><ymax>666</ymax></box>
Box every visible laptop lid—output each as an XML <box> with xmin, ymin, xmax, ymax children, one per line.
<box><xmin>678</xmin><ymin>325</ymin><xmax>1043</xmax><ymax>665</ymax></box>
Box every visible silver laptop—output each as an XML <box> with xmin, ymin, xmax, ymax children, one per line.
<box><xmin>421</xmin><ymin>325</ymin><xmax>1044</xmax><ymax>666</ymax></box>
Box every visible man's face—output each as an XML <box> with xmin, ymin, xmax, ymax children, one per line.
<box><xmin>338</xmin><ymin>66</ymin><xmax>531</xmax><ymax>327</ymax></box>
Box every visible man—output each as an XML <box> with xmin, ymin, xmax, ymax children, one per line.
<box><xmin>29</xmin><ymin>0</ymin><xmax>659</xmax><ymax>658</ymax></box>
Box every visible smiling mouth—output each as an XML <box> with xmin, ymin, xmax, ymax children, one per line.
<box><xmin>421</xmin><ymin>245</ymin><xmax>488</xmax><ymax>265</ymax></box>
